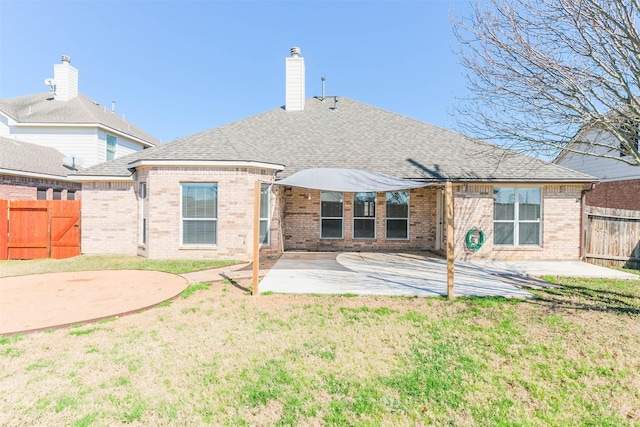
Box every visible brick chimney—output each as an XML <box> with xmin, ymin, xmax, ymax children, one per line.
<box><xmin>285</xmin><ymin>47</ymin><xmax>305</xmax><ymax>111</ymax></box>
<box><xmin>53</xmin><ymin>55</ymin><xmax>78</xmax><ymax>101</ymax></box>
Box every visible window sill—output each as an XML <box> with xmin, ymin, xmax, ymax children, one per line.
<box><xmin>492</xmin><ymin>246</ymin><xmax>543</xmax><ymax>251</ymax></box>
<box><xmin>179</xmin><ymin>245</ymin><xmax>218</xmax><ymax>250</ymax></box>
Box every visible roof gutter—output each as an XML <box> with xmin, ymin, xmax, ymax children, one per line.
<box><xmin>70</xmin><ymin>174</ymin><xmax>134</xmax><ymax>182</ymax></box>
<box><xmin>408</xmin><ymin>178</ymin><xmax>598</xmax><ymax>184</ymax></box>
<box><xmin>127</xmin><ymin>159</ymin><xmax>285</xmax><ymax>171</ymax></box>
<box><xmin>0</xmin><ymin>167</ymin><xmax>79</xmax><ymax>182</ymax></box>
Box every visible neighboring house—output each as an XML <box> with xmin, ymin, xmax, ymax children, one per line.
<box><xmin>555</xmin><ymin>121</ymin><xmax>640</xmax><ymax>210</ymax></box>
<box><xmin>0</xmin><ymin>137</ymin><xmax>80</xmax><ymax>200</ymax></box>
<box><xmin>0</xmin><ymin>56</ymin><xmax>161</xmax><ymax>200</ymax></box>
<box><xmin>75</xmin><ymin>48</ymin><xmax>596</xmax><ymax>261</ymax></box>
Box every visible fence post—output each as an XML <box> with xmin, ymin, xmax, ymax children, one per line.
<box><xmin>0</xmin><ymin>200</ymin><xmax>7</xmax><ymax>260</ymax></box>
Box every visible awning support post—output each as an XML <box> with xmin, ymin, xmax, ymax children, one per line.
<box><xmin>445</xmin><ymin>181</ymin><xmax>455</xmax><ymax>299</ymax></box>
<box><xmin>252</xmin><ymin>180</ymin><xmax>260</xmax><ymax>296</ymax></box>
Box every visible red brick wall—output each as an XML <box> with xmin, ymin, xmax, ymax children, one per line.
<box><xmin>455</xmin><ymin>184</ymin><xmax>583</xmax><ymax>261</ymax></box>
<box><xmin>80</xmin><ymin>173</ymin><xmax>586</xmax><ymax>261</ymax></box>
<box><xmin>283</xmin><ymin>183</ymin><xmax>584</xmax><ymax>261</ymax></box>
<box><xmin>282</xmin><ymin>186</ymin><xmax>437</xmax><ymax>252</ymax></box>
<box><xmin>0</xmin><ymin>174</ymin><xmax>81</xmax><ymax>200</ymax></box>
<box><xmin>586</xmin><ymin>179</ymin><xmax>640</xmax><ymax>210</ymax></box>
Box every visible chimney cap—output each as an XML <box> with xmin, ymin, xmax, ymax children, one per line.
<box><xmin>290</xmin><ymin>47</ymin><xmax>301</xmax><ymax>57</ymax></box>
<box><xmin>61</xmin><ymin>55</ymin><xmax>71</xmax><ymax>64</ymax></box>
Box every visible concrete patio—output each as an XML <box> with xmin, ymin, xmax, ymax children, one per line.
<box><xmin>258</xmin><ymin>252</ymin><xmax>638</xmax><ymax>298</ymax></box>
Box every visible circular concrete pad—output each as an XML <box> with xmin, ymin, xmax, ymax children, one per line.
<box><xmin>0</xmin><ymin>270</ymin><xmax>188</xmax><ymax>334</ymax></box>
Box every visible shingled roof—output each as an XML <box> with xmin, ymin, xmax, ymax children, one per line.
<box><xmin>0</xmin><ymin>92</ymin><xmax>160</xmax><ymax>147</ymax></box>
<box><xmin>76</xmin><ymin>97</ymin><xmax>595</xmax><ymax>183</ymax></box>
<box><xmin>0</xmin><ymin>136</ymin><xmax>75</xmax><ymax>178</ymax></box>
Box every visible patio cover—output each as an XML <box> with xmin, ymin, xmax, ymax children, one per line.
<box><xmin>273</xmin><ymin>168</ymin><xmax>433</xmax><ymax>192</ymax></box>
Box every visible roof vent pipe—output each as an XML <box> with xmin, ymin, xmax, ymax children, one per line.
<box><xmin>321</xmin><ymin>76</ymin><xmax>326</xmax><ymax>101</ymax></box>
<box><xmin>112</xmin><ymin>100</ymin><xmax>116</xmax><ymax>112</ymax></box>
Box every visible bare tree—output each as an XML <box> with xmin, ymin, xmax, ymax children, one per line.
<box><xmin>452</xmin><ymin>0</ymin><xmax>640</xmax><ymax>166</ymax></box>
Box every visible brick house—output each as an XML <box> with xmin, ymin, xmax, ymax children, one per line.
<box><xmin>0</xmin><ymin>56</ymin><xmax>160</xmax><ymax>200</ymax></box>
<box><xmin>76</xmin><ymin>48</ymin><xmax>596</xmax><ymax>261</ymax></box>
<box><xmin>554</xmin><ymin>116</ymin><xmax>640</xmax><ymax>210</ymax></box>
<box><xmin>0</xmin><ymin>137</ymin><xmax>81</xmax><ymax>200</ymax></box>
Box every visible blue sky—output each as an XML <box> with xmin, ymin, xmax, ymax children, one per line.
<box><xmin>0</xmin><ymin>0</ymin><xmax>471</xmax><ymax>143</ymax></box>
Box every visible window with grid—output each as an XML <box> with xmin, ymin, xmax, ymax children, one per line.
<box><xmin>181</xmin><ymin>183</ymin><xmax>218</xmax><ymax>245</ymax></box>
<box><xmin>386</xmin><ymin>191</ymin><xmax>409</xmax><ymax>239</ymax></box>
<box><xmin>321</xmin><ymin>191</ymin><xmax>343</xmax><ymax>239</ymax></box>
<box><xmin>493</xmin><ymin>187</ymin><xmax>541</xmax><ymax>246</ymax></box>
<box><xmin>353</xmin><ymin>192</ymin><xmax>376</xmax><ymax>239</ymax></box>
<box><xmin>106</xmin><ymin>134</ymin><xmax>116</xmax><ymax>161</ymax></box>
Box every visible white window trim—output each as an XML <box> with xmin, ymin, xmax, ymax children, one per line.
<box><xmin>385</xmin><ymin>191</ymin><xmax>410</xmax><ymax>240</ymax></box>
<box><xmin>106</xmin><ymin>134</ymin><xmax>117</xmax><ymax>161</ymax></box>
<box><xmin>320</xmin><ymin>191</ymin><xmax>344</xmax><ymax>239</ymax></box>
<box><xmin>180</xmin><ymin>183</ymin><xmax>218</xmax><ymax>247</ymax></box>
<box><xmin>260</xmin><ymin>183</ymin><xmax>270</xmax><ymax>246</ymax></box>
<box><xmin>139</xmin><ymin>183</ymin><xmax>147</xmax><ymax>246</ymax></box>
<box><xmin>493</xmin><ymin>187</ymin><xmax>542</xmax><ymax>247</ymax></box>
<box><xmin>353</xmin><ymin>192</ymin><xmax>376</xmax><ymax>240</ymax></box>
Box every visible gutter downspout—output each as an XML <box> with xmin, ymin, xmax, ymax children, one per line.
<box><xmin>580</xmin><ymin>183</ymin><xmax>597</xmax><ymax>260</ymax></box>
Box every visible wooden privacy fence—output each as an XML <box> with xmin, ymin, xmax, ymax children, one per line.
<box><xmin>585</xmin><ymin>206</ymin><xmax>640</xmax><ymax>269</ymax></box>
<box><xmin>0</xmin><ymin>200</ymin><xmax>81</xmax><ymax>260</ymax></box>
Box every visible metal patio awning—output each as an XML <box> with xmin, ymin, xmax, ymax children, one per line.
<box><xmin>273</xmin><ymin>168</ymin><xmax>433</xmax><ymax>192</ymax></box>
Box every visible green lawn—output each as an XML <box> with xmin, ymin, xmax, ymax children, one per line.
<box><xmin>0</xmin><ymin>260</ymin><xmax>639</xmax><ymax>426</ymax></box>
<box><xmin>0</xmin><ymin>255</ymin><xmax>239</xmax><ymax>277</ymax></box>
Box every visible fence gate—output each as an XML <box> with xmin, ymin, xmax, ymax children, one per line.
<box><xmin>585</xmin><ymin>206</ymin><xmax>640</xmax><ymax>269</ymax></box>
<box><xmin>0</xmin><ymin>200</ymin><xmax>81</xmax><ymax>260</ymax></box>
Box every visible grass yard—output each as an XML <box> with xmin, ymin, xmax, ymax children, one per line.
<box><xmin>0</xmin><ymin>261</ymin><xmax>639</xmax><ymax>426</ymax></box>
<box><xmin>0</xmin><ymin>255</ymin><xmax>239</xmax><ymax>278</ymax></box>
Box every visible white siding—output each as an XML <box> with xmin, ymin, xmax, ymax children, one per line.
<box><xmin>0</xmin><ymin>114</ymin><xmax>11</xmax><ymax>137</ymax></box>
<box><xmin>97</xmin><ymin>130</ymin><xmax>147</xmax><ymax>163</ymax></box>
<box><xmin>285</xmin><ymin>56</ymin><xmax>305</xmax><ymax>111</ymax></box>
<box><xmin>9</xmin><ymin>127</ymin><xmax>101</xmax><ymax>167</ymax></box>
<box><xmin>6</xmin><ymin>126</ymin><xmax>147</xmax><ymax>167</ymax></box>
<box><xmin>53</xmin><ymin>61</ymin><xmax>79</xmax><ymax>101</ymax></box>
<box><xmin>117</xmin><ymin>137</ymin><xmax>144</xmax><ymax>156</ymax></box>
<box><xmin>557</xmin><ymin>130</ymin><xmax>640</xmax><ymax>181</ymax></box>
